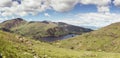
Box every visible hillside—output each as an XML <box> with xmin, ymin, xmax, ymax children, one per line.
<box><xmin>0</xmin><ymin>18</ymin><xmax>92</xmax><ymax>41</ymax></box>
<box><xmin>54</xmin><ymin>22</ymin><xmax>120</xmax><ymax>53</ymax></box>
<box><xmin>0</xmin><ymin>18</ymin><xmax>26</xmax><ymax>30</ymax></box>
<box><xmin>1</xmin><ymin>30</ymin><xmax>120</xmax><ymax>58</ymax></box>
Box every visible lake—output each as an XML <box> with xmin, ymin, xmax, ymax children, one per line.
<box><xmin>40</xmin><ymin>34</ymin><xmax>77</xmax><ymax>42</ymax></box>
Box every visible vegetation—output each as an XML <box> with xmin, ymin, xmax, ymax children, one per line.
<box><xmin>0</xmin><ymin>18</ymin><xmax>92</xmax><ymax>41</ymax></box>
<box><xmin>1</xmin><ymin>30</ymin><xmax>120</xmax><ymax>58</ymax></box>
<box><xmin>0</xmin><ymin>18</ymin><xmax>26</xmax><ymax>29</ymax></box>
<box><xmin>54</xmin><ymin>22</ymin><xmax>120</xmax><ymax>53</ymax></box>
<box><xmin>1</xmin><ymin>18</ymin><xmax>120</xmax><ymax>58</ymax></box>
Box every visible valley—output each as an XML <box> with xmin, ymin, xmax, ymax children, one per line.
<box><xmin>0</xmin><ymin>0</ymin><xmax>120</xmax><ymax>58</ymax></box>
<box><xmin>1</xmin><ymin>29</ymin><xmax>120</xmax><ymax>58</ymax></box>
<box><xmin>0</xmin><ymin>18</ymin><xmax>120</xmax><ymax>58</ymax></box>
<box><xmin>54</xmin><ymin>22</ymin><xmax>120</xmax><ymax>53</ymax></box>
<box><xmin>0</xmin><ymin>18</ymin><xmax>92</xmax><ymax>42</ymax></box>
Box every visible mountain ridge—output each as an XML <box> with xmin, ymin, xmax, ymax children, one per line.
<box><xmin>0</xmin><ymin>18</ymin><xmax>92</xmax><ymax>42</ymax></box>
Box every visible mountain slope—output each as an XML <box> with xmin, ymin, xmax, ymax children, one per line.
<box><xmin>54</xmin><ymin>22</ymin><xmax>120</xmax><ymax>53</ymax></box>
<box><xmin>0</xmin><ymin>30</ymin><xmax>80</xmax><ymax>58</ymax></box>
<box><xmin>0</xmin><ymin>18</ymin><xmax>92</xmax><ymax>41</ymax></box>
<box><xmin>0</xmin><ymin>18</ymin><xmax>26</xmax><ymax>30</ymax></box>
<box><xmin>1</xmin><ymin>30</ymin><xmax>120</xmax><ymax>58</ymax></box>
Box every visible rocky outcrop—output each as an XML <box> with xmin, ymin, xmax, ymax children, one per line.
<box><xmin>47</xmin><ymin>27</ymin><xmax>67</xmax><ymax>37</ymax></box>
<box><xmin>0</xmin><ymin>53</ymin><xmax>2</xmax><ymax>58</ymax></box>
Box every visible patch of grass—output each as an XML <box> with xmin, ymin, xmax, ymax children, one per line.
<box><xmin>53</xmin><ymin>22</ymin><xmax>120</xmax><ymax>53</ymax></box>
<box><xmin>1</xmin><ymin>30</ymin><xmax>120</xmax><ymax>58</ymax></box>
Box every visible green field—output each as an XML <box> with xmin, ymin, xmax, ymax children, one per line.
<box><xmin>1</xmin><ymin>30</ymin><xmax>120</xmax><ymax>58</ymax></box>
<box><xmin>53</xmin><ymin>22</ymin><xmax>120</xmax><ymax>53</ymax></box>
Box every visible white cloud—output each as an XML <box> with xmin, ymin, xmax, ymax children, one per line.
<box><xmin>0</xmin><ymin>17</ymin><xmax>9</xmax><ymax>22</ymax></box>
<box><xmin>50</xmin><ymin>0</ymin><xmax>78</xmax><ymax>12</ymax></box>
<box><xmin>79</xmin><ymin>0</ymin><xmax>111</xmax><ymax>13</ymax></box>
<box><xmin>0</xmin><ymin>0</ymin><xmax>51</xmax><ymax>16</ymax></box>
<box><xmin>79</xmin><ymin>0</ymin><xmax>111</xmax><ymax>6</ymax></box>
<box><xmin>0</xmin><ymin>0</ymin><xmax>13</xmax><ymax>7</ymax></box>
<box><xmin>0</xmin><ymin>0</ymin><xmax>79</xmax><ymax>16</ymax></box>
<box><xmin>53</xmin><ymin>13</ymin><xmax>120</xmax><ymax>28</ymax></box>
<box><xmin>0</xmin><ymin>0</ymin><xmax>118</xmax><ymax>17</ymax></box>
<box><xmin>97</xmin><ymin>6</ymin><xmax>110</xmax><ymax>13</ymax></box>
<box><xmin>113</xmin><ymin>0</ymin><xmax>120</xmax><ymax>6</ymax></box>
<box><xmin>44</xmin><ymin>13</ymin><xmax>50</xmax><ymax>17</ymax></box>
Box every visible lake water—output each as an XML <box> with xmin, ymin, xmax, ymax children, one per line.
<box><xmin>40</xmin><ymin>34</ymin><xmax>76</xmax><ymax>42</ymax></box>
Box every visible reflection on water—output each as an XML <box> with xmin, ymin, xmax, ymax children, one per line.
<box><xmin>40</xmin><ymin>34</ymin><xmax>76</xmax><ymax>42</ymax></box>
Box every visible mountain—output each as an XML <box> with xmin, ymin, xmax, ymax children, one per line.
<box><xmin>0</xmin><ymin>18</ymin><xmax>26</xmax><ymax>29</ymax></box>
<box><xmin>0</xmin><ymin>18</ymin><xmax>92</xmax><ymax>41</ymax></box>
<box><xmin>54</xmin><ymin>22</ymin><xmax>120</xmax><ymax>53</ymax></box>
<box><xmin>1</xmin><ymin>30</ymin><xmax>120</xmax><ymax>58</ymax></box>
<box><xmin>82</xmin><ymin>26</ymin><xmax>100</xmax><ymax>30</ymax></box>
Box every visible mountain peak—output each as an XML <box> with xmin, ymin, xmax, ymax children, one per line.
<box><xmin>41</xmin><ymin>20</ymin><xmax>52</xmax><ymax>24</ymax></box>
<box><xmin>12</xmin><ymin>18</ymin><xmax>25</xmax><ymax>21</ymax></box>
<box><xmin>0</xmin><ymin>18</ymin><xmax>26</xmax><ymax>29</ymax></box>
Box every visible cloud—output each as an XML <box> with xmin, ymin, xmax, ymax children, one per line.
<box><xmin>113</xmin><ymin>0</ymin><xmax>120</xmax><ymax>6</ymax></box>
<box><xmin>0</xmin><ymin>0</ymin><xmax>79</xmax><ymax>16</ymax></box>
<box><xmin>50</xmin><ymin>0</ymin><xmax>78</xmax><ymax>12</ymax></box>
<box><xmin>0</xmin><ymin>0</ymin><xmax>118</xmax><ymax>17</ymax></box>
<box><xmin>0</xmin><ymin>17</ymin><xmax>8</xmax><ymax>22</ymax></box>
<box><xmin>53</xmin><ymin>13</ymin><xmax>120</xmax><ymax>28</ymax></box>
<box><xmin>97</xmin><ymin>6</ymin><xmax>110</xmax><ymax>13</ymax></box>
<box><xmin>0</xmin><ymin>0</ymin><xmax>13</xmax><ymax>7</ymax></box>
<box><xmin>79</xmin><ymin>0</ymin><xmax>111</xmax><ymax>13</ymax></box>
<box><xmin>44</xmin><ymin>13</ymin><xmax>50</xmax><ymax>17</ymax></box>
<box><xmin>0</xmin><ymin>0</ymin><xmax>51</xmax><ymax>16</ymax></box>
<box><xmin>79</xmin><ymin>0</ymin><xmax>111</xmax><ymax>6</ymax></box>
<box><xmin>0</xmin><ymin>0</ymin><xmax>120</xmax><ymax>30</ymax></box>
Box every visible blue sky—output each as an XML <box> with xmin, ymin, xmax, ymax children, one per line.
<box><xmin>22</xmin><ymin>4</ymin><xmax>98</xmax><ymax>20</ymax></box>
<box><xmin>22</xmin><ymin>3</ymin><xmax>120</xmax><ymax>20</ymax></box>
<box><xmin>22</xmin><ymin>2</ymin><xmax>120</xmax><ymax>21</ymax></box>
<box><xmin>0</xmin><ymin>0</ymin><xmax>120</xmax><ymax>29</ymax></box>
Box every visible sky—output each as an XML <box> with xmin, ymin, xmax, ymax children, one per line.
<box><xmin>0</xmin><ymin>0</ymin><xmax>120</xmax><ymax>29</ymax></box>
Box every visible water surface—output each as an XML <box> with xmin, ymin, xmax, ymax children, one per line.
<box><xmin>40</xmin><ymin>34</ymin><xmax>76</xmax><ymax>42</ymax></box>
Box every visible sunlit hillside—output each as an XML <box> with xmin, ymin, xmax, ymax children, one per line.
<box><xmin>1</xmin><ymin>30</ymin><xmax>120</xmax><ymax>58</ymax></box>
<box><xmin>55</xmin><ymin>22</ymin><xmax>120</xmax><ymax>53</ymax></box>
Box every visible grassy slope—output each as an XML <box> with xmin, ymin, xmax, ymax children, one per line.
<box><xmin>0</xmin><ymin>18</ymin><xmax>92</xmax><ymax>41</ymax></box>
<box><xmin>54</xmin><ymin>22</ymin><xmax>120</xmax><ymax>53</ymax></box>
<box><xmin>1</xmin><ymin>31</ymin><xmax>120</xmax><ymax>58</ymax></box>
<box><xmin>11</xmin><ymin>22</ymin><xmax>58</xmax><ymax>37</ymax></box>
<box><xmin>0</xmin><ymin>18</ymin><xmax>26</xmax><ymax>29</ymax></box>
<box><xmin>0</xmin><ymin>20</ymin><xmax>72</xmax><ymax>39</ymax></box>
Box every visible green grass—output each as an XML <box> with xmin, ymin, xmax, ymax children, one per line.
<box><xmin>53</xmin><ymin>22</ymin><xmax>120</xmax><ymax>53</ymax></box>
<box><xmin>11</xmin><ymin>22</ymin><xmax>58</xmax><ymax>37</ymax></box>
<box><xmin>1</xmin><ymin>30</ymin><xmax>120</xmax><ymax>58</ymax></box>
<box><xmin>0</xmin><ymin>18</ymin><xmax>92</xmax><ymax>41</ymax></box>
<box><xmin>6</xmin><ymin>20</ymin><xmax>69</xmax><ymax>38</ymax></box>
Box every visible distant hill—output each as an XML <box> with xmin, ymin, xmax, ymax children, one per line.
<box><xmin>54</xmin><ymin>22</ymin><xmax>120</xmax><ymax>53</ymax></box>
<box><xmin>1</xmin><ymin>30</ymin><xmax>120</xmax><ymax>58</ymax></box>
<box><xmin>0</xmin><ymin>18</ymin><xmax>92</xmax><ymax>41</ymax></box>
<box><xmin>82</xmin><ymin>26</ymin><xmax>100</xmax><ymax>30</ymax></box>
<box><xmin>0</xmin><ymin>18</ymin><xmax>26</xmax><ymax>29</ymax></box>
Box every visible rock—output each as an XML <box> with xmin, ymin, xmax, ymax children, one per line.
<box><xmin>0</xmin><ymin>53</ymin><xmax>2</xmax><ymax>58</ymax></box>
<box><xmin>34</xmin><ymin>55</ymin><xmax>38</xmax><ymax>58</ymax></box>
<box><xmin>26</xmin><ymin>41</ymin><xmax>33</xmax><ymax>46</ymax></box>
